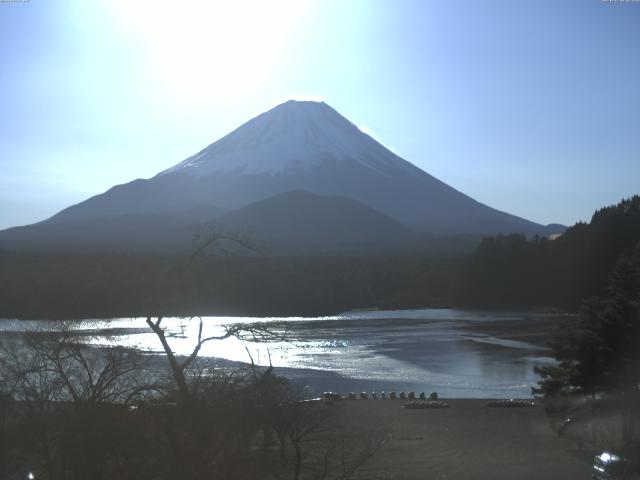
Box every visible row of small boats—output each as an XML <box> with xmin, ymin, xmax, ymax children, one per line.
<box><xmin>321</xmin><ymin>392</ymin><xmax>536</xmax><ymax>408</ymax></box>
<box><xmin>324</xmin><ymin>391</ymin><xmax>439</xmax><ymax>401</ymax></box>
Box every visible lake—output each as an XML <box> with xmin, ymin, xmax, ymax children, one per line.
<box><xmin>0</xmin><ymin>309</ymin><xmax>565</xmax><ymax>398</ymax></box>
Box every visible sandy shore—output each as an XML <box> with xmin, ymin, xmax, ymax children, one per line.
<box><xmin>328</xmin><ymin>399</ymin><xmax>591</xmax><ymax>480</ymax></box>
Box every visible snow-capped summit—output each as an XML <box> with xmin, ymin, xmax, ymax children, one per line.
<box><xmin>0</xmin><ymin>99</ymin><xmax>564</xmax><ymax>254</ymax></box>
<box><xmin>159</xmin><ymin>100</ymin><xmax>417</xmax><ymax>177</ymax></box>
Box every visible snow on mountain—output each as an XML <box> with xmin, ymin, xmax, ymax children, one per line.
<box><xmin>158</xmin><ymin>100</ymin><xmax>419</xmax><ymax>178</ymax></box>
<box><xmin>0</xmin><ymin>99</ymin><xmax>565</xmax><ymax>253</ymax></box>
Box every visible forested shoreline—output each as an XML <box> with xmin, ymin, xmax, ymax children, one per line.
<box><xmin>1</xmin><ymin>196</ymin><xmax>638</xmax><ymax>320</ymax></box>
<box><xmin>456</xmin><ymin>196</ymin><xmax>640</xmax><ymax>310</ymax></box>
<box><xmin>0</xmin><ymin>252</ymin><xmax>457</xmax><ymax>319</ymax></box>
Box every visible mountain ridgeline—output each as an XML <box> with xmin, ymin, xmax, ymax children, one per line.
<box><xmin>0</xmin><ymin>100</ymin><xmax>562</xmax><ymax>255</ymax></box>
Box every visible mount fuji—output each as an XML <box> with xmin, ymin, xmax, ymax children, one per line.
<box><xmin>0</xmin><ymin>100</ymin><xmax>563</xmax><ymax>254</ymax></box>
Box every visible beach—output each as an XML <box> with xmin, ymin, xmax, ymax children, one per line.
<box><xmin>328</xmin><ymin>399</ymin><xmax>591</xmax><ymax>480</ymax></box>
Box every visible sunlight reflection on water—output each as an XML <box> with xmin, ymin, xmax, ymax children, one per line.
<box><xmin>0</xmin><ymin>309</ymin><xmax>562</xmax><ymax>398</ymax></box>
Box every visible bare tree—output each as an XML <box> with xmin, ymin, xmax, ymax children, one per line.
<box><xmin>145</xmin><ymin>315</ymin><xmax>286</xmax><ymax>403</ymax></box>
<box><xmin>0</xmin><ymin>326</ymin><xmax>162</xmax><ymax>480</ymax></box>
<box><xmin>137</xmin><ymin>231</ymin><xmax>385</xmax><ymax>480</ymax></box>
<box><xmin>269</xmin><ymin>398</ymin><xmax>387</xmax><ymax>480</ymax></box>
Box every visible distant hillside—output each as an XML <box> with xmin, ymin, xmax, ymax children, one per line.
<box><xmin>455</xmin><ymin>195</ymin><xmax>640</xmax><ymax>309</ymax></box>
<box><xmin>0</xmin><ymin>191</ymin><xmax>480</xmax><ymax>256</ymax></box>
<box><xmin>212</xmin><ymin>190</ymin><xmax>425</xmax><ymax>255</ymax></box>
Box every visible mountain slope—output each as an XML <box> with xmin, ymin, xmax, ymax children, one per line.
<box><xmin>0</xmin><ymin>100</ymin><xmax>564</xmax><ymax>254</ymax></box>
<box><xmin>0</xmin><ymin>213</ymin><xmax>198</xmax><ymax>253</ymax></box>
<box><xmin>44</xmin><ymin>101</ymin><xmax>558</xmax><ymax>235</ymax></box>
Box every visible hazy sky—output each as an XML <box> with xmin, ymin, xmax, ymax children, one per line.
<box><xmin>1</xmin><ymin>0</ymin><xmax>639</xmax><ymax>229</ymax></box>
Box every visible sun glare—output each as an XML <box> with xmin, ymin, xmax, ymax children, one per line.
<box><xmin>108</xmin><ymin>0</ymin><xmax>310</xmax><ymax>105</ymax></box>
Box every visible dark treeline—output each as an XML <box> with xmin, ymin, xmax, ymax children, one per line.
<box><xmin>536</xmin><ymin>240</ymin><xmax>640</xmax><ymax>396</ymax></box>
<box><xmin>456</xmin><ymin>196</ymin><xmax>640</xmax><ymax>310</ymax></box>
<box><xmin>0</xmin><ymin>251</ymin><xmax>458</xmax><ymax>319</ymax></box>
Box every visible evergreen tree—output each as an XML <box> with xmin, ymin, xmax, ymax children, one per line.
<box><xmin>457</xmin><ymin>195</ymin><xmax>640</xmax><ymax>310</ymax></box>
<box><xmin>536</xmin><ymin>242</ymin><xmax>640</xmax><ymax>395</ymax></box>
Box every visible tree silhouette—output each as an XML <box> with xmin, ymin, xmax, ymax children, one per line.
<box><xmin>536</xmin><ymin>241</ymin><xmax>640</xmax><ymax>395</ymax></box>
<box><xmin>457</xmin><ymin>195</ymin><xmax>640</xmax><ymax>310</ymax></box>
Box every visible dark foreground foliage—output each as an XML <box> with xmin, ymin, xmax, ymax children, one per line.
<box><xmin>0</xmin><ymin>325</ymin><xmax>384</xmax><ymax>480</ymax></box>
<box><xmin>536</xmin><ymin>241</ymin><xmax>640</xmax><ymax>396</ymax></box>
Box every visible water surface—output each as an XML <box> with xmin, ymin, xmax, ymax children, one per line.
<box><xmin>0</xmin><ymin>309</ymin><xmax>563</xmax><ymax>398</ymax></box>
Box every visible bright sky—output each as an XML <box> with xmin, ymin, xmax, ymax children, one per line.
<box><xmin>1</xmin><ymin>0</ymin><xmax>639</xmax><ymax>229</ymax></box>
